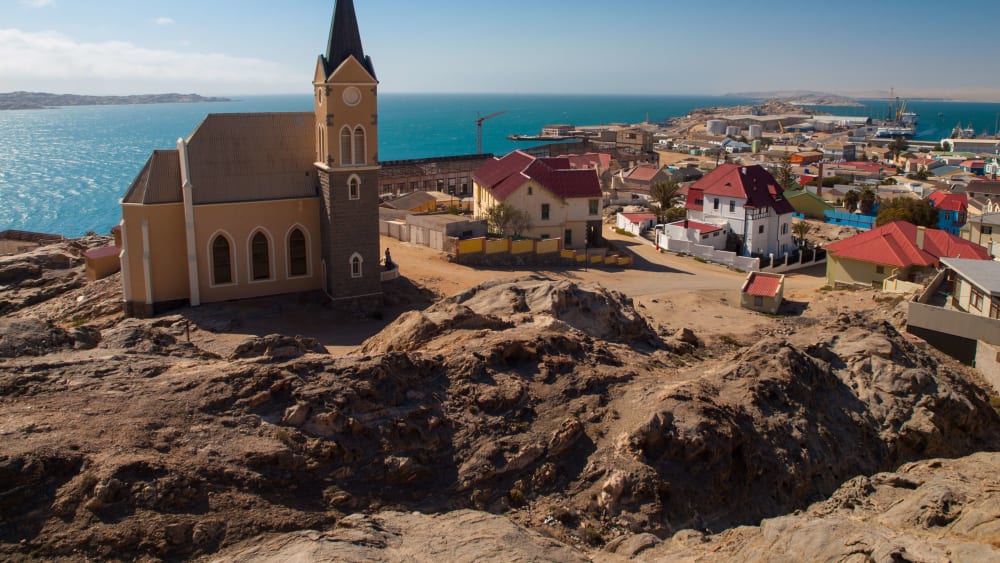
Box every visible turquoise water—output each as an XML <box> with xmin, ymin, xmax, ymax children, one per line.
<box><xmin>2</xmin><ymin>93</ymin><xmax>999</xmax><ymax>236</ymax></box>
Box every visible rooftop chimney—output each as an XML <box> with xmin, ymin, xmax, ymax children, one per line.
<box><xmin>916</xmin><ymin>225</ymin><xmax>926</xmax><ymax>250</ymax></box>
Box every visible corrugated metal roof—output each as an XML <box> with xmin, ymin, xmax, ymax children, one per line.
<box><xmin>940</xmin><ymin>257</ymin><xmax>1000</xmax><ymax>296</ymax></box>
<box><xmin>187</xmin><ymin>113</ymin><xmax>318</xmax><ymax>205</ymax></box>
<box><xmin>473</xmin><ymin>150</ymin><xmax>601</xmax><ymax>201</ymax></box>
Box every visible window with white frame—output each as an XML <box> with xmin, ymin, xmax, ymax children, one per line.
<box><xmin>350</xmin><ymin>252</ymin><xmax>363</xmax><ymax>278</ymax></box>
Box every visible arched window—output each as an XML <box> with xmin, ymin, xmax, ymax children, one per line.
<box><xmin>349</xmin><ymin>176</ymin><xmax>360</xmax><ymax>200</ymax></box>
<box><xmin>353</xmin><ymin>126</ymin><xmax>366</xmax><ymax>164</ymax></box>
<box><xmin>289</xmin><ymin>228</ymin><xmax>307</xmax><ymax>277</ymax></box>
<box><xmin>211</xmin><ymin>235</ymin><xmax>232</xmax><ymax>285</ymax></box>
<box><xmin>350</xmin><ymin>252</ymin><xmax>363</xmax><ymax>278</ymax></box>
<box><xmin>340</xmin><ymin>126</ymin><xmax>352</xmax><ymax>165</ymax></box>
<box><xmin>251</xmin><ymin>232</ymin><xmax>270</xmax><ymax>280</ymax></box>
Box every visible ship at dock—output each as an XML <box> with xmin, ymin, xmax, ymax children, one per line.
<box><xmin>874</xmin><ymin>89</ymin><xmax>917</xmax><ymax>138</ymax></box>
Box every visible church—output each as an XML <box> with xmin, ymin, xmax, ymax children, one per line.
<box><xmin>118</xmin><ymin>0</ymin><xmax>382</xmax><ymax>317</ymax></box>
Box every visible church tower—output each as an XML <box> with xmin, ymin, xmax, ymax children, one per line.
<box><xmin>314</xmin><ymin>0</ymin><xmax>381</xmax><ymax>304</ymax></box>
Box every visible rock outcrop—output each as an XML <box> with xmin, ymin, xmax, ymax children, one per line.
<box><xmin>0</xmin><ymin>257</ymin><xmax>997</xmax><ymax>561</ymax></box>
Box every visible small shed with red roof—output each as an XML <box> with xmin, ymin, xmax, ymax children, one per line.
<box><xmin>740</xmin><ymin>271</ymin><xmax>785</xmax><ymax>314</ymax></box>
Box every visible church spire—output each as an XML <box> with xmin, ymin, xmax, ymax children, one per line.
<box><xmin>323</xmin><ymin>0</ymin><xmax>376</xmax><ymax>79</ymax></box>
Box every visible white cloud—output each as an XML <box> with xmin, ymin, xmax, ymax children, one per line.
<box><xmin>19</xmin><ymin>0</ymin><xmax>54</xmax><ymax>7</ymax></box>
<box><xmin>0</xmin><ymin>28</ymin><xmax>300</xmax><ymax>94</ymax></box>
<box><xmin>154</xmin><ymin>17</ymin><xmax>175</xmax><ymax>26</ymax></box>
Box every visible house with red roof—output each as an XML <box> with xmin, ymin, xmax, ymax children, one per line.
<box><xmin>925</xmin><ymin>190</ymin><xmax>968</xmax><ymax>235</ymax></box>
<box><xmin>740</xmin><ymin>271</ymin><xmax>785</xmax><ymax>314</ymax></box>
<box><xmin>613</xmin><ymin>164</ymin><xmax>672</xmax><ymax>194</ymax></box>
<box><xmin>824</xmin><ymin>220</ymin><xmax>989</xmax><ymax>288</ymax></box>
<box><xmin>615</xmin><ymin>212</ymin><xmax>657</xmax><ymax>236</ymax></box>
<box><xmin>684</xmin><ymin>164</ymin><xmax>795</xmax><ymax>257</ymax></box>
<box><xmin>472</xmin><ymin>150</ymin><xmax>603</xmax><ymax>249</ymax></box>
<box><xmin>661</xmin><ymin>219</ymin><xmax>731</xmax><ymax>250</ymax></box>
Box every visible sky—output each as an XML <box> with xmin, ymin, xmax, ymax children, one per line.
<box><xmin>3</xmin><ymin>0</ymin><xmax>1000</xmax><ymax>100</ymax></box>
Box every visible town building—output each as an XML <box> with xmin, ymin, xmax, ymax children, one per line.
<box><xmin>824</xmin><ymin>221</ymin><xmax>989</xmax><ymax>288</ymax></box>
<box><xmin>472</xmin><ymin>150</ymin><xmax>603</xmax><ymax>248</ymax></box>
<box><xmin>378</xmin><ymin>154</ymin><xmax>494</xmax><ymax>197</ymax></box>
<box><xmin>960</xmin><ymin>212</ymin><xmax>1000</xmax><ymax>258</ymax></box>
<box><xmin>908</xmin><ymin>258</ymin><xmax>1000</xmax><ymax>389</ymax></box>
<box><xmin>926</xmin><ymin>191</ymin><xmax>968</xmax><ymax>236</ymax></box>
<box><xmin>119</xmin><ymin>0</ymin><xmax>382</xmax><ymax>317</ymax></box>
<box><xmin>613</xmin><ymin>164</ymin><xmax>672</xmax><ymax>194</ymax></box>
<box><xmin>684</xmin><ymin>164</ymin><xmax>795</xmax><ymax>257</ymax></box>
<box><xmin>821</xmin><ymin>140</ymin><xmax>856</xmax><ymax>162</ymax></box>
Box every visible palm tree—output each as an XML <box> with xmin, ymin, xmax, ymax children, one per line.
<box><xmin>650</xmin><ymin>178</ymin><xmax>682</xmax><ymax>224</ymax></box>
<box><xmin>859</xmin><ymin>185</ymin><xmax>878</xmax><ymax>215</ymax></box>
<box><xmin>792</xmin><ymin>220</ymin><xmax>812</xmax><ymax>248</ymax></box>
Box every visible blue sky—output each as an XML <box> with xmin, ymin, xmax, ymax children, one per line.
<box><xmin>3</xmin><ymin>0</ymin><xmax>1000</xmax><ymax>100</ymax></box>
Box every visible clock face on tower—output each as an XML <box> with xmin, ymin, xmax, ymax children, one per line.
<box><xmin>342</xmin><ymin>86</ymin><xmax>362</xmax><ymax>107</ymax></box>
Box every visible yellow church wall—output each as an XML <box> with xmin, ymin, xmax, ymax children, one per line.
<box><xmin>120</xmin><ymin>203</ymin><xmax>189</xmax><ymax>309</ymax></box>
<box><xmin>194</xmin><ymin>197</ymin><xmax>323</xmax><ymax>303</ymax></box>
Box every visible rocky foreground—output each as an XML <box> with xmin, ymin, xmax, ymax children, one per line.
<box><xmin>0</xmin><ymin>242</ymin><xmax>998</xmax><ymax>560</ymax></box>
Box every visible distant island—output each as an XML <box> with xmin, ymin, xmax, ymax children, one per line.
<box><xmin>723</xmin><ymin>90</ymin><xmax>864</xmax><ymax>107</ymax></box>
<box><xmin>0</xmin><ymin>91</ymin><xmax>232</xmax><ymax>110</ymax></box>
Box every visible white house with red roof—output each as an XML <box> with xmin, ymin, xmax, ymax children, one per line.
<box><xmin>472</xmin><ymin>150</ymin><xmax>603</xmax><ymax>249</ymax></box>
<box><xmin>683</xmin><ymin>164</ymin><xmax>795</xmax><ymax>257</ymax></box>
<box><xmin>661</xmin><ymin>219</ymin><xmax>731</xmax><ymax>250</ymax></box>
<box><xmin>825</xmin><ymin>220</ymin><xmax>989</xmax><ymax>288</ymax></box>
<box><xmin>615</xmin><ymin>212</ymin><xmax>657</xmax><ymax>236</ymax></box>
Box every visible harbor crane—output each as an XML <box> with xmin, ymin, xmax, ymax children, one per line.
<box><xmin>476</xmin><ymin>110</ymin><xmax>507</xmax><ymax>154</ymax></box>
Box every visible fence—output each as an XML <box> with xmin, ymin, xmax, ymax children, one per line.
<box><xmin>664</xmin><ymin>239</ymin><xmax>759</xmax><ymax>271</ymax></box>
<box><xmin>450</xmin><ymin>236</ymin><xmax>631</xmax><ymax>267</ymax></box>
<box><xmin>757</xmin><ymin>247</ymin><xmax>827</xmax><ymax>274</ymax></box>
<box><xmin>823</xmin><ymin>210</ymin><xmax>875</xmax><ymax>230</ymax></box>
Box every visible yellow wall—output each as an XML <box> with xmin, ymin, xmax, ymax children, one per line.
<box><xmin>485</xmin><ymin>238</ymin><xmax>509</xmax><ymax>254</ymax></box>
<box><xmin>194</xmin><ymin>198</ymin><xmax>323</xmax><ymax>303</ymax></box>
<box><xmin>457</xmin><ymin>237</ymin><xmax>484</xmax><ymax>255</ymax></box>
<box><xmin>536</xmin><ymin>238</ymin><xmax>560</xmax><ymax>254</ymax></box>
<box><xmin>511</xmin><ymin>239</ymin><xmax>534</xmax><ymax>254</ymax></box>
<box><xmin>121</xmin><ymin>203</ymin><xmax>189</xmax><ymax>306</ymax></box>
<box><xmin>827</xmin><ymin>255</ymin><xmax>892</xmax><ymax>287</ymax></box>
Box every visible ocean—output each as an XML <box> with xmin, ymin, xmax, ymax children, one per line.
<box><xmin>2</xmin><ymin>93</ymin><xmax>1000</xmax><ymax>237</ymax></box>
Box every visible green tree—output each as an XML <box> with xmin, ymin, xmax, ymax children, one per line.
<box><xmin>844</xmin><ymin>189</ymin><xmax>860</xmax><ymax>212</ymax></box>
<box><xmin>875</xmin><ymin>197</ymin><xmax>939</xmax><ymax>228</ymax></box>
<box><xmin>484</xmin><ymin>202</ymin><xmax>529</xmax><ymax>237</ymax></box>
<box><xmin>858</xmin><ymin>185</ymin><xmax>878</xmax><ymax>215</ymax></box>
<box><xmin>792</xmin><ymin>220</ymin><xmax>812</xmax><ymax>247</ymax></box>
<box><xmin>888</xmin><ymin>137</ymin><xmax>909</xmax><ymax>159</ymax></box>
<box><xmin>650</xmin><ymin>178</ymin><xmax>682</xmax><ymax>224</ymax></box>
<box><xmin>775</xmin><ymin>155</ymin><xmax>796</xmax><ymax>191</ymax></box>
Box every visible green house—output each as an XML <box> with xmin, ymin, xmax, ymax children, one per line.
<box><xmin>784</xmin><ymin>187</ymin><xmax>834</xmax><ymax>219</ymax></box>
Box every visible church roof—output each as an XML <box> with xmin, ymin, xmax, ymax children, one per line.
<box><xmin>122</xmin><ymin>150</ymin><xmax>181</xmax><ymax>204</ymax></box>
<box><xmin>323</xmin><ymin>0</ymin><xmax>376</xmax><ymax>79</ymax></box>
<box><xmin>124</xmin><ymin>113</ymin><xmax>319</xmax><ymax>206</ymax></box>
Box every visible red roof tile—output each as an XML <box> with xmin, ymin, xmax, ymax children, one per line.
<box><xmin>927</xmin><ymin>191</ymin><xmax>968</xmax><ymax>213</ymax></box>
<box><xmin>625</xmin><ymin>165</ymin><xmax>661</xmax><ymax>182</ymax></box>
<box><xmin>825</xmin><ymin>221</ymin><xmax>988</xmax><ymax>268</ymax></box>
<box><xmin>562</xmin><ymin>152</ymin><xmax>611</xmax><ymax>171</ymax></box>
<box><xmin>669</xmin><ymin>219</ymin><xmax>723</xmax><ymax>233</ymax></box>
<box><xmin>687</xmin><ymin>164</ymin><xmax>794</xmax><ymax>215</ymax></box>
<box><xmin>473</xmin><ymin>150</ymin><xmax>601</xmax><ymax>201</ymax></box>
<box><xmin>743</xmin><ymin>272</ymin><xmax>782</xmax><ymax>297</ymax></box>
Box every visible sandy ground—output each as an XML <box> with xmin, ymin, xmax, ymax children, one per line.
<box><xmin>174</xmin><ymin>228</ymin><xmax>880</xmax><ymax>360</ymax></box>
